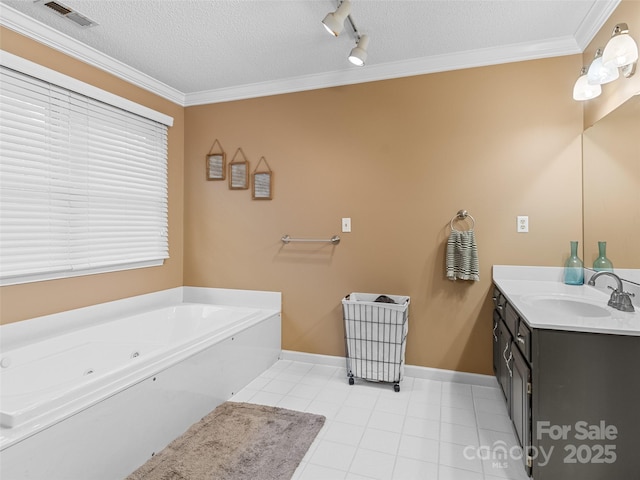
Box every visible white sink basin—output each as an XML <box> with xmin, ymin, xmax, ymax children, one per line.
<box><xmin>520</xmin><ymin>294</ymin><xmax>611</xmax><ymax>318</ymax></box>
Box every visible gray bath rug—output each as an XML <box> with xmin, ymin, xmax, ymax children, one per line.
<box><xmin>126</xmin><ymin>401</ymin><xmax>326</xmax><ymax>480</ymax></box>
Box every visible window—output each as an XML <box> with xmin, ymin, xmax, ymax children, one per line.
<box><xmin>0</xmin><ymin>58</ymin><xmax>172</xmax><ymax>286</ymax></box>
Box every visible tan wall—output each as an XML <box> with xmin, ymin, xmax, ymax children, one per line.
<box><xmin>583</xmin><ymin>0</ymin><xmax>640</xmax><ymax>128</ymax></box>
<box><xmin>10</xmin><ymin>6</ymin><xmax>634</xmax><ymax>374</ymax></box>
<box><xmin>184</xmin><ymin>56</ymin><xmax>584</xmax><ymax>375</ymax></box>
<box><xmin>0</xmin><ymin>28</ymin><xmax>185</xmax><ymax>324</ymax></box>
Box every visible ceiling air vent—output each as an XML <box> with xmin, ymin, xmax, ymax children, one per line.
<box><xmin>38</xmin><ymin>0</ymin><xmax>98</xmax><ymax>28</ymax></box>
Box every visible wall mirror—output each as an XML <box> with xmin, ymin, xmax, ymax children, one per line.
<box><xmin>583</xmin><ymin>94</ymin><xmax>640</xmax><ymax>284</ymax></box>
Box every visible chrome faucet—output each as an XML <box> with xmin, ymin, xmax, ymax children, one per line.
<box><xmin>587</xmin><ymin>271</ymin><xmax>635</xmax><ymax>312</ymax></box>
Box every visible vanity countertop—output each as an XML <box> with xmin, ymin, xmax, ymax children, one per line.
<box><xmin>493</xmin><ymin>265</ymin><xmax>640</xmax><ymax>336</ymax></box>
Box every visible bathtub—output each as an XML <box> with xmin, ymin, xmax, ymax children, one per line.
<box><xmin>0</xmin><ymin>287</ymin><xmax>281</xmax><ymax>480</ymax></box>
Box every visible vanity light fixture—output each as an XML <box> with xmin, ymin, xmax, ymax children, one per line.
<box><xmin>573</xmin><ymin>67</ymin><xmax>602</xmax><ymax>101</ymax></box>
<box><xmin>573</xmin><ymin>22</ymin><xmax>637</xmax><ymax>101</ymax></box>
<box><xmin>348</xmin><ymin>34</ymin><xmax>369</xmax><ymax>66</ymax></box>
<box><xmin>587</xmin><ymin>48</ymin><xmax>619</xmax><ymax>85</ymax></box>
<box><xmin>602</xmin><ymin>23</ymin><xmax>638</xmax><ymax>77</ymax></box>
<box><xmin>322</xmin><ymin>0</ymin><xmax>351</xmax><ymax>37</ymax></box>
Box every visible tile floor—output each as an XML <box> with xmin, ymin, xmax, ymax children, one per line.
<box><xmin>230</xmin><ymin>359</ymin><xmax>530</xmax><ymax>480</ymax></box>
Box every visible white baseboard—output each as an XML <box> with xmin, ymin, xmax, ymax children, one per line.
<box><xmin>280</xmin><ymin>350</ymin><xmax>346</xmax><ymax>368</ymax></box>
<box><xmin>403</xmin><ymin>364</ymin><xmax>498</xmax><ymax>388</ymax></box>
<box><xmin>280</xmin><ymin>350</ymin><xmax>498</xmax><ymax>388</ymax></box>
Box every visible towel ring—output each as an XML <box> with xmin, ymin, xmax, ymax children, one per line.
<box><xmin>450</xmin><ymin>209</ymin><xmax>475</xmax><ymax>232</ymax></box>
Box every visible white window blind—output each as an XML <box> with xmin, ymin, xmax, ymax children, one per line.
<box><xmin>0</xmin><ymin>66</ymin><xmax>169</xmax><ymax>285</ymax></box>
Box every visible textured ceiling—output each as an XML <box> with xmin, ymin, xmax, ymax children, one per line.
<box><xmin>0</xmin><ymin>0</ymin><xmax>620</xmax><ymax>105</ymax></box>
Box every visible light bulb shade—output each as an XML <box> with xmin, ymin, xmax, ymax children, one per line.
<box><xmin>573</xmin><ymin>69</ymin><xmax>602</xmax><ymax>101</ymax></box>
<box><xmin>321</xmin><ymin>0</ymin><xmax>351</xmax><ymax>36</ymax></box>
<box><xmin>602</xmin><ymin>24</ymin><xmax>639</xmax><ymax>68</ymax></box>
<box><xmin>348</xmin><ymin>34</ymin><xmax>369</xmax><ymax>66</ymax></box>
<box><xmin>587</xmin><ymin>55</ymin><xmax>619</xmax><ymax>85</ymax></box>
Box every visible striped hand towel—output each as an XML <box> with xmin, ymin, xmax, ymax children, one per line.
<box><xmin>446</xmin><ymin>230</ymin><xmax>480</xmax><ymax>281</ymax></box>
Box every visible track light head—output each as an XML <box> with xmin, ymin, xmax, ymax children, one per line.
<box><xmin>322</xmin><ymin>0</ymin><xmax>351</xmax><ymax>37</ymax></box>
<box><xmin>348</xmin><ymin>34</ymin><xmax>369</xmax><ymax>66</ymax></box>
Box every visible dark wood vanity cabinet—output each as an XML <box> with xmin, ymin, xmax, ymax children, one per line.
<box><xmin>492</xmin><ymin>285</ymin><xmax>640</xmax><ymax>480</ymax></box>
<box><xmin>493</xmin><ymin>287</ymin><xmax>532</xmax><ymax>475</ymax></box>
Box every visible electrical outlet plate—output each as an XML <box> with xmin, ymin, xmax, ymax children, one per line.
<box><xmin>342</xmin><ymin>218</ymin><xmax>351</xmax><ymax>233</ymax></box>
<box><xmin>517</xmin><ymin>216</ymin><xmax>529</xmax><ymax>233</ymax></box>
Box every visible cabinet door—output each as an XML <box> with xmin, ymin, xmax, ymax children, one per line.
<box><xmin>511</xmin><ymin>343</ymin><xmax>532</xmax><ymax>475</ymax></box>
<box><xmin>498</xmin><ymin>320</ymin><xmax>512</xmax><ymax>408</ymax></box>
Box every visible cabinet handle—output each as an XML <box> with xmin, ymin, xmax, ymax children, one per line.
<box><xmin>517</xmin><ymin>335</ymin><xmax>525</xmax><ymax>345</ymax></box>
<box><xmin>502</xmin><ymin>343</ymin><xmax>513</xmax><ymax>377</ymax></box>
<box><xmin>493</xmin><ymin>322</ymin><xmax>498</xmax><ymax>342</ymax></box>
<box><xmin>492</xmin><ymin>297</ymin><xmax>503</xmax><ymax>310</ymax></box>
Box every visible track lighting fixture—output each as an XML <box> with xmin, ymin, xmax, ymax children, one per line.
<box><xmin>348</xmin><ymin>34</ymin><xmax>369</xmax><ymax>66</ymax></box>
<box><xmin>322</xmin><ymin>0</ymin><xmax>351</xmax><ymax>37</ymax></box>
<box><xmin>573</xmin><ymin>22</ymin><xmax>637</xmax><ymax>101</ymax></box>
<box><xmin>321</xmin><ymin>1</ymin><xmax>370</xmax><ymax>67</ymax></box>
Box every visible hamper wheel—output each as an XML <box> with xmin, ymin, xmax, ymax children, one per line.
<box><xmin>394</xmin><ymin>384</ymin><xmax>400</xmax><ymax>392</ymax></box>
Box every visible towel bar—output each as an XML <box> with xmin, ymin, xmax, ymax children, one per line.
<box><xmin>281</xmin><ymin>235</ymin><xmax>341</xmax><ymax>245</ymax></box>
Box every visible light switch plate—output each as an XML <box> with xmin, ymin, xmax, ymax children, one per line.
<box><xmin>342</xmin><ymin>218</ymin><xmax>351</xmax><ymax>233</ymax></box>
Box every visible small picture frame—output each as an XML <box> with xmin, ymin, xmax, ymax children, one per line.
<box><xmin>206</xmin><ymin>139</ymin><xmax>226</xmax><ymax>181</ymax></box>
<box><xmin>252</xmin><ymin>156</ymin><xmax>273</xmax><ymax>200</ymax></box>
<box><xmin>207</xmin><ymin>154</ymin><xmax>225</xmax><ymax>180</ymax></box>
<box><xmin>229</xmin><ymin>148</ymin><xmax>249</xmax><ymax>190</ymax></box>
<box><xmin>252</xmin><ymin>172</ymin><xmax>273</xmax><ymax>200</ymax></box>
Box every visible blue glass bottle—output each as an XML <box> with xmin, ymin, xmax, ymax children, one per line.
<box><xmin>564</xmin><ymin>241</ymin><xmax>584</xmax><ymax>285</ymax></box>
<box><xmin>593</xmin><ymin>241</ymin><xmax>614</xmax><ymax>272</ymax></box>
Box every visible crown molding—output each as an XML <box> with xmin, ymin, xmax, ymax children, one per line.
<box><xmin>574</xmin><ymin>0</ymin><xmax>621</xmax><ymax>51</ymax></box>
<box><xmin>1</xmin><ymin>1</ymin><xmax>615</xmax><ymax>108</ymax></box>
<box><xmin>185</xmin><ymin>36</ymin><xmax>582</xmax><ymax>106</ymax></box>
<box><xmin>0</xmin><ymin>4</ymin><xmax>185</xmax><ymax>106</ymax></box>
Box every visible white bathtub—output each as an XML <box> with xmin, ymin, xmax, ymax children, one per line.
<box><xmin>0</xmin><ymin>287</ymin><xmax>281</xmax><ymax>479</ymax></box>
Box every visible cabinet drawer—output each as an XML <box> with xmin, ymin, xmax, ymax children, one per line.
<box><xmin>504</xmin><ymin>302</ymin><xmax>519</xmax><ymax>336</ymax></box>
<box><xmin>492</xmin><ymin>288</ymin><xmax>506</xmax><ymax>319</ymax></box>
<box><xmin>516</xmin><ymin>320</ymin><xmax>532</xmax><ymax>363</ymax></box>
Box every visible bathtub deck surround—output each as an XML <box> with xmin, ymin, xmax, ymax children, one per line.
<box><xmin>0</xmin><ymin>287</ymin><xmax>281</xmax><ymax>480</ymax></box>
<box><xmin>0</xmin><ymin>286</ymin><xmax>281</xmax><ymax>351</ymax></box>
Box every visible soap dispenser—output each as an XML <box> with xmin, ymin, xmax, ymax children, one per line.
<box><xmin>564</xmin><ymin>241</ymin><xmax>584</xmax><ymax>285</ymax></box>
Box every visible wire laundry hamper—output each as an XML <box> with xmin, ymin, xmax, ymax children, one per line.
<box><xmin>342</xmin><ymin>293</ymin><xmax>410</xmax><ymax>392</ymax></box>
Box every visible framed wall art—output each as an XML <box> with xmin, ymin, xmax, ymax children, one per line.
<box><xmin>252</xmin><ymin>156</ymin><xmax>273</xmax><ymax>200</ymax></box>
<box><xmin>229</xmin><ymin>147</ymin><xmax>249</xmax><ymax>190</ymax></box>
<box><xmin>206</xmin><ymin>139</ymin><xmax>226</xmax><ymax>180</ymax></box>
